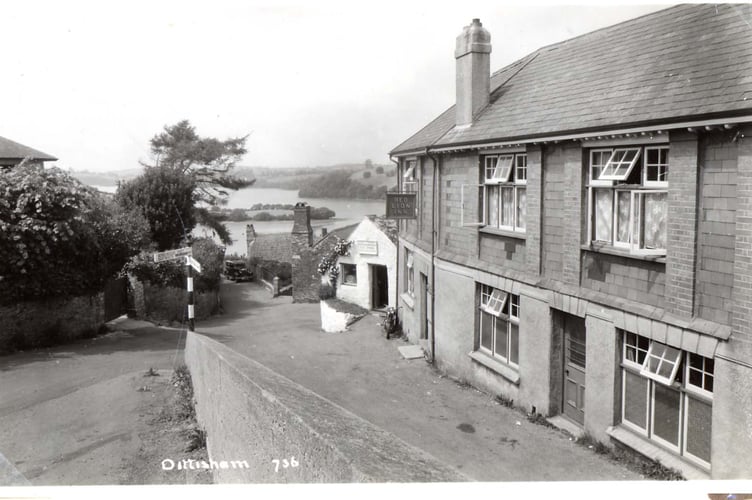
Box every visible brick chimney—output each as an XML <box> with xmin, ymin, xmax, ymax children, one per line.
<box><xmin>455</xmin><ymin>18</ymin><xmax>491</xmax><ymax>127</ymax></box>
<box><xmin>292</xmin><ymin>202</ymin><xmax>313</xmax><ymax>246</ymax></box>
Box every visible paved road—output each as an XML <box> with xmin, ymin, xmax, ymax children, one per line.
<box><xmin>0</xmin><ymin>320</ymin><xmax>197</xmax><ymax>485</ymax></box>
<box><xmin>197</xmin><ymin>281</ymin><xmax>642</xmax><ymax>481</ymax></box>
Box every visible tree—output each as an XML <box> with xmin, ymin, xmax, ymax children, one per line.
<box><xmin>0</xmin><ymin>164</ymin><xmax>149</xmax><ymax>303</ymax></box>
<box><xmin>363</xmin><ymin>171</ymin><xmax>372</xmax><ymax>179</ymax></box>
<box><xmin>146</xmin><ymin>120</ymin><xmax>255</xmax><ymax>244</ymax></box>
<box><xmin>115</xmin><ymin>166</ymin><xmax>197</xmax><ymax>251</ymax></box>
<box><xmin>365</xmin><ymin>159</ymin><xmax>373</xmax><ymax>169</ymax></box>
<box><xmin>375</xmin><ymin>166</ymin><xmax>384</xmax><ymax>174</ymax></box>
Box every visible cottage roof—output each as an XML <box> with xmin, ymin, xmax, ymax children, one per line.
<box><xmin>313</xmin><ymin>223</ymin><xmax>358</xmax><ymax>248</ymax></box>
<box><xmin>0</xmin><ymin>136</ymin><xmax>57</xmax><ymax>161</ymax></box>
<box><xmin>366</xmin><ymin>215</ymin><xmax>398</xmax><ymax>244</ymax></box>
<box><xmin>392</xmin><ymin>4</ymin><xmax>752</xmax><ymax>154</ymax></box>
<box><xmin>250</xmin><ymin>233</ymin><xmax>293</xmax><ymax>263</ymax></box>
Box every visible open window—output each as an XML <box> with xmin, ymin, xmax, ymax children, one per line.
<box><xmin>403</xmin><ymin>160</ymin><xmax>417</xmax><ymax>192</ymax></box>
<box><xmin>598</xmin><ymin>148</ymin><xmax>641</xmax><ymax>181</ymax></box>
<box><xmin>481</xmin><ymin>287</ymin><xmax>508</xmax><ymax>316</ymax></box>
<box><xmin>640</xmin><ymin>341</ymin><xmax>682</xmax><ymax>385</ymax></box>
<box><xmin>485</xmin><ymin>155</ymin><xmax>514</xmax><ymax>184</ymax></box>
<box><xmin>461</xmin><ymin>183</ymin><xmax>485</xmax><ymax>227</ymax></box>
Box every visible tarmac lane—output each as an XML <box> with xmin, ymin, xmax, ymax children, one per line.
<box><xmin>197</xmin><ymin>281</ymin><xmax>643</xmax><ymax>482</ymax></box>
<box><xmin>0</xmin><ymin>320</ymin><xmax>194</xmax><ymax>485</ymax></box>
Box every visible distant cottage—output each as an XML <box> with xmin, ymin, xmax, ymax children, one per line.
<box><xmin>0</xmin><ymin>135</ymin><xmax>57</xmax><ymax>168</ymax></box>
<box><xmin>391</xmin><ymin>5</ymin><xmax>752</xmax><ymax>479</ymax></box>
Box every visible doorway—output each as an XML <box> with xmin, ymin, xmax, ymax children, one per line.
<box><xmin>370</xmin><ymin>264</ymin><xmax>389</xmax><ymax>309</ymax></box>
<box><xmin>561</xmin><ymin>313</ymin><xmax>587</xmax><ymax>426</ymax></box>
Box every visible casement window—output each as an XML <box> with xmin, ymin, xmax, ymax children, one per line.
<box><xmin>484</xmin><ymin>154</ymin><xmax>527</xmax><ymax>231</ymax></box>
<box><xmin>621</xmin><ymin>331</ymin><xmax>713</xmax><ymax>469</ymax></box>
<box><xmin>477</xmin><ymin>284</ymin><xmax>520</xmax><ymax>367</ymax></box>
<box><xmin>341</xmin><ymin>263</ymin><xmax>357</xmax><ymax>285</ymax></box>
<box><xmin>403</xmin><ymin>159</ymin><xmax>417</xmax><ymax>192</ymax></box>
<box><xmin>588</xmin><ymin>147</ymin><xmax>668</xmax><ymax>256</ymax></box>
<box><xmin>404</xmin><ymin>249</ymin><xmax>414</xmax><ymax>295</ymax></box>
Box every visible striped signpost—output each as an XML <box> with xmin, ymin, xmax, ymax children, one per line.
<box><xmin>153</xmin><ymin>247</ymin><xmax>201</xmax><ymax>332</ymax></box>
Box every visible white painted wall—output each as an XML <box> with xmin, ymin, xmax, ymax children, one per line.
<box><xmin>335</xmin><ymin>217</ymin><xmax>397</xmax><ymax>310</ymax></box>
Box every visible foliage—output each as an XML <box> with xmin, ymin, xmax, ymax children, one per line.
<box><xmin>147</xmin><ymin>120</ymin><xmax>255</xmax><ymax>245</ymax></box>
<box><xmin>125</xmin><ymin>237</ymin><xmax>224</xmax><ymax>292</ymax></box>
<box><xmin>375</xmin><ymin>166</ymin><xmax>384</xmax><ymax>174</ymax></box>
<box><xmin>116</xmin><ymin>166</ymin><xmax>197</xmax><ymax>251</ymax></box>
<box><xmin>298</xmin><ymin>171</ymin><xmax>388</xmax><ymax>199</ymax></box>
<box><xmin>363</xmin><ymin>171</ymin><xmax>372</xmax><ymax>179</ymax></box>
<box><xmin>0</xmin><ymin>164</ymin><xmax>149</xmax><ymax>304</ymax></box>
<box><xmin>319</xmin><ymin>282</ymin><xmax>335</xmax><ymax>300</ymax></box>
<box><xmin>317</xmin><ymin>238</ymin><xmax>351</xmax><ymax>287</ymax></box>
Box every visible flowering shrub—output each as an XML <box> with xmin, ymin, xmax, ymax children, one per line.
<box><xmin>317</xmin><ymin>238</ymin><xmax>351</xmax><ymax>287</ymax></box>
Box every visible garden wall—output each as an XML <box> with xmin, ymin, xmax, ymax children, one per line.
<box><xmin>185</xmin><ymin>331</ymin><xmax>466</xmax><ymax>483</ymax></box>
<box><xmin>129</xmin><ymin>278</ymin><xmax>219</xmax><ymax>324</ymax></box>
<box><xmin>0</xmin><ymin>293</ymin><xmax>105</xmax><ymax>353</ymax></box>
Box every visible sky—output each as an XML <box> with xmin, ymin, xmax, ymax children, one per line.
<box><xmin>1</xmin><ymin>1</ymin><xmax>669</xmax><ymax>172</ymax></box>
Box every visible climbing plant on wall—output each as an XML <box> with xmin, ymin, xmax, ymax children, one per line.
<box><xmin>316</xmin><ymin>238</ymin><xmax>352</xmax><ymax>287</ymax></box>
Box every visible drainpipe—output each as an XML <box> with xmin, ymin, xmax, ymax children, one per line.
<box><xmin>425</xmin><ymin>147</ymin><xmax>438</xmax><ymax>365</ymax></box>
<box><xmin>389</xmin><ymin>155</ymin><xmax>400</xmax><ymax>311</ymax></box>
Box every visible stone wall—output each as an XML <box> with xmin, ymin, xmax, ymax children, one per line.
<box><xmin>185</xmin><ymin>331</ymin><xmax>466</xmax><ymax>483</ymax></box>
<box><xmin>129</xmin><ymin>280</ymin><xmax>219</xmax><ymax>324</ymax></box>
<box><xmin>0</xmin><ymin>293</ymin><xmax>104</xmax><ymax>353</ymax></box>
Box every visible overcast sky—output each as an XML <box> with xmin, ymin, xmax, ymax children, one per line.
<box><xmin>1</xmin><ymin>1</ymin><xmax>668</xmax><ymax>172</ymax></box>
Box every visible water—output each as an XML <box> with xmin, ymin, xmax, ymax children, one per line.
<box><xmin>94</xmin><ymin>185</ymin><xmax>385</xmax><ymax>256</ymax></box>
<box><xmin>198</xmin><ymin>187</ymin><xmax>385</xmax><ymax>256</ymax></box>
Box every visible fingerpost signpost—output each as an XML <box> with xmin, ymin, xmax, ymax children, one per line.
<box><xmin>153</xmin><ymin>247</ymin><xmax>201</xmax><ymax>332</ymax></box>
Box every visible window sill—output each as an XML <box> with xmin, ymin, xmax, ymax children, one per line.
<box><xmin>606</xmin><ymin>425</ymin><xmax>710</xmax><ymax>480</ymax></box>
<box><xmin>468</xmin><ymin>351</ymin><xmax>520</xmax><ymax>385</ymax></box>
<box><xmin>479</xmin><ymin>227</ymin><xmax>527</xmax><ymax>241</ymax></box>
<box><xmin>340</xmin><ymin>282</ymin><xmax>357</xmax><ymax>287</ymax></box>
<box><xmin>582</xmin><ymin>244</ymin><xmax>666</xmax><ymax>264</ymax></box>
<box><xmin>400</xmin><ymin>292</ymin><xmax>415</xmax><ymax>309</ymax></box>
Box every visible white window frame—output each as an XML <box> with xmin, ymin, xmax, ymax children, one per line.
<box><xmin>588</xmin><ymin>146</ymin><xmax>668</xmax><ymax>256</ymax></box>
<box><xmin>620</xmin><ymin>331</ymin><xmax>714</xmax><ymax>469</ymax></box>
<box><xmin>485</xmin><ymin>155</ymin><xmax>514</xmax><ymax>184</ymax></box>
<box><xmin>403</xmin><ymin>159</ymin><xmax>417</xmax><ymax>192</ymax></box>
<box><xmin>481</xmin><ymin>287</ymin><xmax>508</xmax><ymax>316</ymax></box>
<box><xmin>643</xmin><ymin>146</ymin><xmax>669</xmax><ymax>187</ymax></box>
<box><xmin>340</xmin><ymin>263</ymin><xmax>357</xmax><ymax>286</ymax></box>
<box><xmin>598</xmin><ymin>147</ymin><xmax>642</xmax><ymax>181</ymax></box>
<box><xmin>477</xmin><ymin>285</ymin><xmax>520</xmax><ymax>367</ymax></box>
<box><xmin>461</xmin><ymin>183</ymin><xmax>485</xmax><ymax>227</ymax></box>
<box><xmin>405</xmin><ymin>249</ymin><xmax>415</xmax><ymax>296</ymax></box>
<box><xmin>478</xmin><ymin>153</ymin><xmax>527</xmax><ymax>233</ymax></box>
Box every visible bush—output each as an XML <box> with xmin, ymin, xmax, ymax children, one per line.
<box><xmin>125</xmin><ymin>237</ymin><xmax>224</xmax><ymax>292</ymax></box>
<box><xmin>363</xmin><ymin>171</ymin><xmax>372</xmax><ymax>179</ymax></box>
<box><xmin>375</xmin><ymin>166</ymin><xmax>384</xmax><ymax>174</ymax></box>
<box><xmin>319</xmin><ymin>282</ymin><xmax>335</xmax><ymax>300</ymax></box>
<box><xmin>0</xmin><ymin>165</ymin><xmax>149</xmax><ymax>304</ymax></box>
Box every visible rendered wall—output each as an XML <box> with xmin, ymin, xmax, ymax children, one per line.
<box><xmin>184</xmin><ymin>332</ymin><xmax>466</xmax><ymax>483</ymax></box>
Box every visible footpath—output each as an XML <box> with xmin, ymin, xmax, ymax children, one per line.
<box><xmin>197</xmin><ymin>281</ymin><xmax>642</xmax><ymax>481</ymax></box>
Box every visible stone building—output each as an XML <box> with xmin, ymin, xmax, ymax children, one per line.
<box><xmin>290</xmin><ymin>203</ymin><xmax>358</xmax><ymax>303</ymax></box>
<box><xmin>391</xmin><ymin>5</ymin><xmax>752</xmax><ymax>479</ymax></box>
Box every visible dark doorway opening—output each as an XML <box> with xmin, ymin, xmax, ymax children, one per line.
<box><xmin>371</xmin><ymin>264</ymin><xmax>389</xmax><ymax>310</ymax></box>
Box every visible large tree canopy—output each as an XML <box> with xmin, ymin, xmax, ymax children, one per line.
<box><xmin>148</xmin><ymin>120</ymin><xmax>254</xmax><ymax>206</ymax></box>
<box><xmin>144</xmin><ymin>120</ymin><xmax>255</xmax><ymax>245</ymax></box>
<box><xmin>115</xmin><ymin>166</ymin><xmax>197</xmax><ymax>251</ymax></box>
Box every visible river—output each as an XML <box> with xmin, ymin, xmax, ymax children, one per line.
<box><xmin>94</xmin><ymin>185</ymin><xmax>386</xmax><ymax>257</ymax></box>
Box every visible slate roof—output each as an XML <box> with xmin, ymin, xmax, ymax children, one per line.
<box><xmin>313</xmin><ymin>223</ymin><xmax>358</xmax><ymax>248</ymax></box>
<box><xmin>392</xmin><ymin>4</ymin><xmax>752</xmax><ymax>154</ymax></box>
<box><xmin>250</xmin><ymin>233</ymin><xmax>293</xmax><ymax>263</ymax></box>
<box><xmin>0</xmin><ymin>136</ymin><xmax>57</xmax><ymax>161</ymax></box>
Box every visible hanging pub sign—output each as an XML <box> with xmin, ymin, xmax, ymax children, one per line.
<box><xmin>386</xmin><ymin>192</ymin><xmax>417</xmax><ymax>219</ymax></box>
